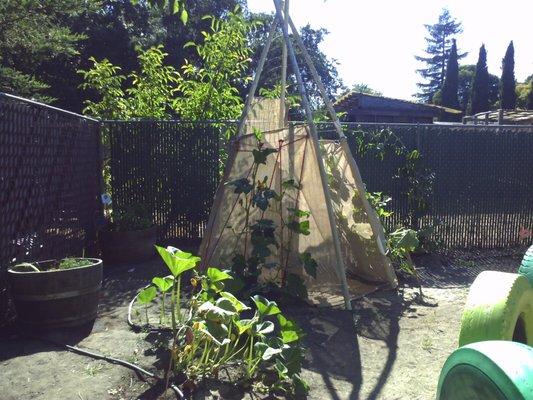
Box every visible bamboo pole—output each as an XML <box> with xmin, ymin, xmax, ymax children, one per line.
<box><xmin>273</xmin><ymin>0</ymin><xmax>352</xmax><ymax>310</ymax></box>
<box><xmin>237</xmin><ymin>19</ymin><xmax>278</xmax><ymax>138</ymax></box>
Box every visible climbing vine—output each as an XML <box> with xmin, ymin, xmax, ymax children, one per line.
<box><xmin>223</xmin><ymin>132</ymin><xmax>317</xmax><ymax>299</ymax></box>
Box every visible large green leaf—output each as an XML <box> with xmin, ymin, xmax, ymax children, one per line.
<box><xmin>155</xmin><ymin>245</ymin><xmax>200</xmax><ymax>277</ymax></box>
<box><xmin>252</xmin><ymin>295</ymin><xmax>281</xmax><ymax>316</ymax></box>
<box><xmin>152</xmin><ymin>276</ymin><xmax>174</xmax><ymax>293</ymax></box>
<box><xmin>277</xmin><ymin>314</ymin><xmax>304</xmax><ymax>344</ymax></box>
<box><xmin>137</xmin><ymin>286</ymin><xmax>157</xmax><ymax>304</ymax></box>
<box><xmin>220</xmin><ymin>291</ymin><xmax>250</xmax><ymax>312</ymax></box>
<box><xmin>389</xmin><ymin>228</ymin><xmax>419</xmax><ymax>252</ymax></box>
<box><xmin>254</xmin><ymin>320</ymin><xmax>274</xmax><ymax>335</ymax></box>
<box><xmin>207</xmin><ymin>268</ymin><xmax>233</xmax><ymax>282</ymax></box>
<box><xmin>196</xmin><ymin>320</ymin><xmax>229</xmax><ymax>345</ymax></box>
<box><xmin>252</xmin><ymin>147</ymin><xmax>278</xmax><ymax>165</ymax></box>
<box><xmin>198</xmin><ymin>299</ymin><xmax>236</xmax><ymax>322</ymax></box>
<box><xmin>233</xmin><ymin>318</ymin><xmax>256</xmax><ymax>335</ymax></box>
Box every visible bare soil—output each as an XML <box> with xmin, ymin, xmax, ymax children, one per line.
<box><xmin>0</xmin><ymin>247</ymin><xmax>526</xmax><ymax>400</ymax></box>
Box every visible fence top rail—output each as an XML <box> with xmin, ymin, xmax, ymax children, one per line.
<box><xmin>102</xmin><ymin>119</ymin><xmax>239</xmax><ymax>124</ymax></box>
<box><xmin>0</xmin><ymin>92</ymin><xmax>100</xmax><ymax>123</ymax></box>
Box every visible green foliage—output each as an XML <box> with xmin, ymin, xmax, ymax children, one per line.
<box><xmin>57</xmin><ymin>258</ymin><xmax>94</xmax><ymax>270</ymax></box>
<box><xmin>80</xmin><ymin>46</ymin><xmax>179</xmax><ymax>120</ymax></box>
<box><xmin>133</xmin><ymin>248</ymin><xmax>308</xmax><ymax>397</ymax></box>
<box><xmin>458</xmin><ymin>65</ymin><xmax>500</xmax><ymax>113</ymax></box>
<box><xmin>440</xmin><ymin>39</ymin><xmax>460</xmax><ymax>111</ymax></box>
<box><xmin>500</xmin><ymin>41</ymin><xmax>517</xmax><ymax>110</ymax></box>
<box><xmin>0</xmin><ymin>0</ymin><xmax>98</xmax><ymax>102</ymax></box>
<box><xmin>528</xmin><ymin>80</ymin><xmax>533</xmax><ymax>110</ymax></box>
<box><xmin>415</xmin><ymin>8</ymin><xmax>466</xmax><ymax>102</ymax></box>
<box><xmin>173</xmin><ymin>8</ymin><xmax>258</xmax><ymax>125</ymax></box>
<box><xmin>224</xmin><ymin>139</ymin><xmax>317</xmax><ymax>298</ymax></box>
<box><xmin>350</xmin><ymin>83</ymin><xmax>382</xmax><ymax>96</ymax></box>
<box><xmin>468</xmin><ymin>45</ymin><xmax>490</xmax><ymax>115</ymax></box>
<box><xmin>111</xmin><ymin>204</ymin><xmax>153</xmax><ymax>231</ymax></box>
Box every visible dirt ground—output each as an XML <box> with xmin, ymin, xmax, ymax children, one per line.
<box><xmin>0</xmin><ymin>247</ymin><xmax>526</xmax><ymax>400</ymax></box>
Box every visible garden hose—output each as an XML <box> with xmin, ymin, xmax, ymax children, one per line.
<box><xmin>519</xmin><ymin>245</ymin><xmax>533</xmax><ymax>285</ymax></box>
<box><xmin>437</xmin><ymin>340</ymin><xmax>533</xmax><ymax>400</ymax></box>
<box><xmin>458</xmin><ymin>271</ymin><xmax>533</xmax><ymax>347</ymax></box>
<box><xmin>21</xmin><ymin>335</ymin><xmax>186</xmax><ymax>400</ymax></box>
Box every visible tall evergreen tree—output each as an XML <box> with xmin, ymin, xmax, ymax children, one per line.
<box><xmin>440</xmin><ymin>39</ymin><xmax>459</xmax><ymax>110</ymax></box>
<box><xmin>468</xmin><ymin>44</ymin><xmax>490</xmax><ymax>115</ymax></box>
<box><xmin>499</xmin><ymin>41</ymin><xmax>517</xmax><ymax>109</ymax></box>
<box><xmin>415</xmin><ymin>8</ymin><xmax>466</xmax><ymax>102</ymax></box>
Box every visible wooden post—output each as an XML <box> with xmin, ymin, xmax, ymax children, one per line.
<box><xmin>273</xmin><ymin>0</ymin><xmax>352</xmax><ymax>310</ymax></box>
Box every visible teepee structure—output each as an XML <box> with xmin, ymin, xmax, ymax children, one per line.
<box><xmin>199</xmin><ymin>0</ymin><xmax>397</xmax><ymax>309</ymax></box>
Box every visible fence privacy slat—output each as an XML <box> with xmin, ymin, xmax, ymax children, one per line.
<box><xmin>106</xmin><ymin>120</ymin><xmax>533</xmax><ymax>250</ymax></box>
<box><xmin>0</xmin><ymin>94</ymin><xmax>102</xmax><ymax>322</ymax></box>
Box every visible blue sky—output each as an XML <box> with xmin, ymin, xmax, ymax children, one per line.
<box><xmin>247</xmin><ymin>0</ymin><xmax>533</xmax><ymax>100</ymax></box>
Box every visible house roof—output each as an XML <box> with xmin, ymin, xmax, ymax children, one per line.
<box><xmin>465</xmin><ymin>109</ymin><xmax>533</xmax><ymax>125</ymax></box>
<box><xmin>334</xmin><ymin>91</ymin><xmax>462</xmax><ymax>115</ymax></box>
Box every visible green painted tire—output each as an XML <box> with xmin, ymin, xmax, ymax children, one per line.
<box><xmin>519</xmin><ymin>245</ymin><xmax>533</xmax><ymax>285</ymax></box>
<box><xmin>436</xmin><ymin>341</ymin><xmax>533</xmax><ymax>400</ymax></box>
<box><xmin>458</xmin><ymin>271</ymin><xmax>533</xmax><ymax>347</ymax></box>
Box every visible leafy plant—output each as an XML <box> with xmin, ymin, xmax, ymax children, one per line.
<box><xmin>223</xmin><ymin>139</ymin><xmax>318</xmax><ymax>299</ymax></box>
<box><xmin>131</xmin><ymin>246</ymin><xmax>309</xmax><ymax>397</ymax></box>
<box><xmin>110</xmin><ymin>203</ymin><xmax>153</xmax><ymax>232</ymax></box>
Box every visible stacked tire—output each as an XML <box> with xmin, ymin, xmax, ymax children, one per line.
<box><xmin>437</xmin><ymin>246</ymin><xmax>533</xmax><ymax>400</ymax></box>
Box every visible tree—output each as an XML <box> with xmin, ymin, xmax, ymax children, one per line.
<box><xmin>440</xmin><ymin>39</ymin><xmax>460</xmax><ymax>110</ymax></box>
<box><xmin>499</xmin><ymin>41</ymin><xmax>517</xmax><ymax>109</ymax></box>
<box><xmin>0</xmin><ymin>0</ymin><xmax>99</xmax><ymax>103</ymax></box>
<box><xmin>527</xmin><ymin>80</ymin><xmax>533</xmax><ymax>110</ymax></box>
<box><xmin>415</xmin><ymin>8</ymin><xmax>466</xmax><ymax>102</ymax></box>
<box><xmin>350</xmin><ymin>83</ymin><xmax>382</xmax><ymax>96</ymax></box>
<box><xmin>458</xmin><ymin>65</ymin><xmax>499</xmax><ymax>112</ymax></box>
<box><xmin>468</xmin><ymin>45</ymin><xmax>490</xmax><ymax>115</ymax></box>
<box><xmin>248</xmin><ymin>14</ymin><xmax>343</xmax><ymax>113</ymax></box>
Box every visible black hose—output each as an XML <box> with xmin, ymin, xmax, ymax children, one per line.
<box><xmin>22</xmin><ymin>335</ymin><xmax>186</xmax><ymax>400</ymax></box>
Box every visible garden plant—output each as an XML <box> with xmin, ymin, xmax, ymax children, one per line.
<box><xmin>133</xmin><ymin>245</ymin><xmax>309</xmax><ymax>397</ymax></box>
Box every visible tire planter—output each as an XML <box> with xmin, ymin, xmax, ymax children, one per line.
<box><xmin>7</xmin><ymin>258</ymin><xmax>103</xmax><ymax>328</ymax></box>
<box><xmin>518</xmin><ymin>245</ymin><xmax>533</xmax><ymax>285</ymax></box>
<box><xmin>100</xmin><ymin>226</ymin><xmax>157</xmax><ymax>264</ymax></box>
<box><xmin>437</xmin><ymin>341</ymin><xmax>533</xmax><ymax>400</ymax></box>
<box><xmin>458</xmin><ymin>271</ymin><xmax>533</xmax><ymax>347</ymax></box>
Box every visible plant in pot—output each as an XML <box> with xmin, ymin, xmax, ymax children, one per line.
<box><xmin>100</xmin><ymin>203</ymin><xmax>157</xmax><ymax>264</ymax></box>
<box><xmin>7</xmin><ymin>257</ymin><xmax>103</xmax><ymax>329</ymax></box>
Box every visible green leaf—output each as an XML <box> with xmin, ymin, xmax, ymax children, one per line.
<box><xmin>197</xmin><ymin>320</ymin><xmax>229</xmax><ymax>345</ymax></box>
<box><xmin>137</xmin><ymin>286</ymin><xmax>157</xmax><ymax>304</ymax></box>
<box><xmin>389</xmin><ymin>228</ymin><xmax>419</xmax><ymax>252</ymax></box>
<box><xmin>155</xmin><ymin>245</ymin><xmax>200</xmax><ymax>277</ymax></box>
<box><xmin>282</xmin><ymin>179</ymin><xmax>301</xmax><ymax>190</ymax></box>
<box><xmin>292</xmin><ymin>374</ymin><xmax>310</xmax><ymax>395</ymax></box>
<box><xmin>254</xmin><ymin>320</ymin><xmax>274</xmax><ymax>335</ymax></box>
<box><xmin>180</xmin><ymin>8</ymin><xmax>188</xmax><ymax>24</ymax></box>
<box><xmin>287</xmin><ymin>208</ymin><xmax>311</xmax><ymax>218</ymax></box>
<box><xmin>198</xmin><ymin>300</ymin><xmax>236</xmax><ymax>322</ymax></box>
<box><xmin>220</xmin><ymin>291</ymin><xmax>250</xmax><ymax>312</ymax></box>
<box><xmin>252</xmin><ymin>295</ymin><xmax>281</xmax><ymax>316</ymax></box>
<box><xmin>261</xmin><ymin>346</ymin><xmax>282</xmax><ymax>361</ymax></box>
<box><xmin>299</xmin><ymin>252</ymin><xmax>317</xmax><ymax>279</ymax></box>
<box><xmin>287</xmin><ymin>220</ymin><xmax>310</xmax><ymax>236</ymax></box>
<box><xmin>252</xmin><ymin>147</ymin><xmax>278</xmax><ymax>165</ymax></box>
<box><xmin>207</xmin><ymin>267</ymin><xmax>233</xmax><ymax>282</ymax></box>
<box><xmin>227</xmin><ymin>178</ymin><xmax>253</xmax><ymax>194</ymax></box>
<box><xmin>233</xmin><ymin>318</ymin><xmax>256</xmax><ymax>335</ymax></box>
<box><xmin>275</xmin><ymin>359</ymin><xmax>288</xmax><ymax>379</ymax></box>
<box><xmin>277</xmin><ymin>314</ymin><xmax>304</xmax><ymax>344</ymax></box>
<box><xmin>152</xmin><ymin>276</ymin><xmax>173</xmax><ymax>292</ymax></box>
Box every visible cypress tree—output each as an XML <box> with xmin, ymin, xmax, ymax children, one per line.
<box><xmin>441</xmin><ymin>39</ymin><xmax>460</xmax><ymax>110</ymax></box>
<box><xmin>499</xmin><ymin>41</ymin><xmax>517</xmax><ymax>109</ymax></box>
<box><xmin>468</xmin><ymin>44</ymin><xmax>490</xmax><ymax>115</ymax></box>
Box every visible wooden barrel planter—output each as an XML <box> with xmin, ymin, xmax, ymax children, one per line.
<box><xmin>7</xmin><ymin>258</ymin><xmax>103</xmax><ymax>328</ymax></box>
<box><xmin>100</xmin><ymin>226</ymin><xmax>157</xmax><ymax>265</ymax></box>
